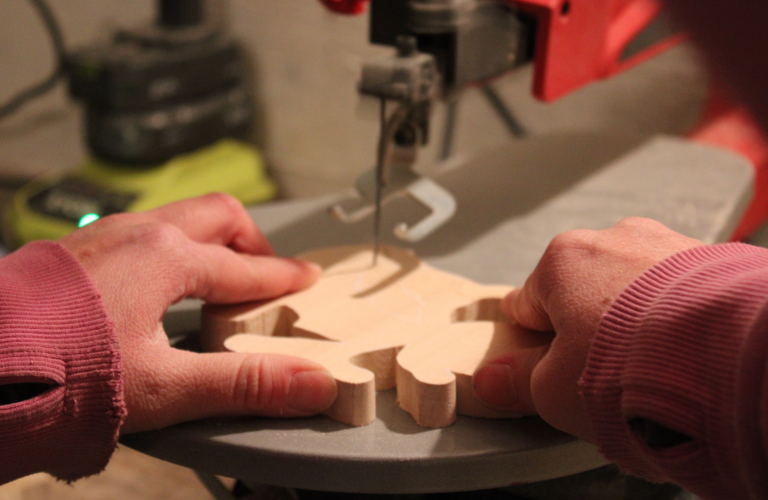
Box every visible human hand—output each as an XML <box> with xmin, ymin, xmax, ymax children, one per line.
<box><xmin>472</xmin><ymin>218</ymin><xmax>704</xmax><ymax>441</ymax></box>
<box><xmin>59</xmin><ymin>193</ymin><xmax>337</xmax><ymax>434</ymax></box>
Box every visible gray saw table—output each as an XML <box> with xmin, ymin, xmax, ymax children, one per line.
<box><xmin>122</xmin><ymin>135</ymin><xmax>754</xmax><ymax>494</ymax></box>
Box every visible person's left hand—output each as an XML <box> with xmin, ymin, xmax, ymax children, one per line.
<box><xmin>60</xmin><ymin>193</ymin><xmax>338</xmax><ymax>434</ymax></box>
<box><xmin>471</xmin><ymin>218</ymin><xmax>703</xmax><ymax>441</ymax></box>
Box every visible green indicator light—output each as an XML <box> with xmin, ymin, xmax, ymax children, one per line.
<box><xmin>78</xmin><ymin>213</ymin><xmax>100</xmax><ymax>227</ymax></box>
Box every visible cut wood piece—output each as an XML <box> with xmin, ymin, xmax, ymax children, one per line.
<box><xmin>201</xmin><ymin>245</ymin><xmax>549</xmax><ymax>428</ymax></box>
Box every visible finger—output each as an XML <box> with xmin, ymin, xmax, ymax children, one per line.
<box><xmin>122</xmin><ymin>350</ymin><xmax>338</xmax><ymax>433</ymax></box>
<box><xmin>186</xmin><ymin>244</ymin><xmax>322</xmax><ymax>303</ymax></box>
<box><xmin>472</xmin><ymin>346</ymin><xmax>549</xmax><ymax>415</ymax></box>
<box><xmin>502</xmin><ymin>287</ymin><xmax>554</xmax><ymax>332</ymax></box>
<box><xmin>146</xmin><ymin>193</ymin><xmax>274</xmax><ymax>255</ymax></box>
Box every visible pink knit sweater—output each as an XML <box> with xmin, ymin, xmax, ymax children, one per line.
<box><xmin>0</xmin><ymin>241</ymin><xmax>124</xmax><ymax>485</ymax></box>
<box><xmin>582</xmin><ymin>242</ymin><xmax>768</xmax><ymax>499</ymax></box>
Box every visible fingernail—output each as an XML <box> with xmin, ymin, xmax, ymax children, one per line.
<box><xmin>296</xmin><ymin>260</ymin><xmax>323</xmax><ymax>285</ymax></box>
<box><xmin>307</xmin><ymin>261</ymin><xmax>323</xmax><ymax>276</ymax></box>
<box><xmin>287</xmin><ymin>369</ymin><xmax>337</xmax><ymax>413</ymax></box>
<box><xmin>473</xmin><ymin>362</ymin><xmax>519</xmax><ymax>411</ymax></box>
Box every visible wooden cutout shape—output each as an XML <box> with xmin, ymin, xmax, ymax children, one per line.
<box><xmin>201</xmin><ymin>245</ymin><xmax>549</xmax><ymax>428</ymax></box>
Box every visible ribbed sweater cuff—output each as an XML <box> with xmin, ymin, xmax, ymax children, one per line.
<box><xmin>0</xmin><ymin>241</ymin><xmax>124</xmax><ymax>484</ymax></box>
<box><xmin>580</xmin><ymin>242</ymin><xmax>768</xmax><ymax>498</ymax></box>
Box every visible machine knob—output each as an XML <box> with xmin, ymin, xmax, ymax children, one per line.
<box><xmin>318</xmin><ymin>0</ymin><xmax>368</xmax><ymax>15</ymax></box>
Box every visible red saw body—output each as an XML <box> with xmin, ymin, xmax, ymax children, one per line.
<box><xmin>512</xmin><ymin>0</ymin><xmax>684</xmax><ymax>100</ymax></box>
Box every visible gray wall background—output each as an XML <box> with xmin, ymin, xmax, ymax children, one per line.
<box><xmin>0</xmin><ymin>0</ymin><xmax>710</xmax><ymax>198</ymax></box>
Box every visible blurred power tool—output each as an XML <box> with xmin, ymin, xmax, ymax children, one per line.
<box><xmin>5</xmin><ymin>0</ymin><xmax>276</xmax><ymax>247</ymax></box>
<box><xmin>321</xmin><ymin>0</ymin><xmax>683</xmax><ymax>257</ymax></box>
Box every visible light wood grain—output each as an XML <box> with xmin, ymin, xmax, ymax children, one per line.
<box><xmin>202</xmin><ymin>245</ymin><xmax>548</xmax><ymax>428</ymax></box>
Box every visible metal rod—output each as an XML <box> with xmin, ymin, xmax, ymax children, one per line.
<box><xmin>373</xmin><ymin>97</ymin><xmax>387</xmax><ymax>266</ymax></box>
<box><xmin>481</xmin><ymin>84</ymin><xmax>528</xmax><ymax>138</ymax></box>
<box><xmin>372</xmin><ymin>100</ymin><xmax>413</xmax><ymax>265</ymax></box>
<box><xmin>440</xmin><ymin>95</ymin><xmax>459</xmax><ymax>160</ymax></box>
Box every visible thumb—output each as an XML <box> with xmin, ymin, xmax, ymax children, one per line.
<box><xmin>502</xmin><ymin>287</ymin><xmax>553</xmax><ymax>332</ymax></box>
<box><xmin>122</xmin><ymin>349</ymin><xmax>337</xmax><ymax>433</ymax></box>
<box><xmin>472</xmin><ymin>346</ymin><xmax>548</xmax><ymax>415</ymax></box>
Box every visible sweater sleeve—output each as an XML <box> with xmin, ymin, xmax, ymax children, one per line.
<box><xmin>0</xmin><ymin>241</ymin><xmax>125</xmax><ymax>485</ymax></box>
<box><xmin>580</xmin><ymin>242</ymin><xmax>768</xmax><ymax>500</ymax></box>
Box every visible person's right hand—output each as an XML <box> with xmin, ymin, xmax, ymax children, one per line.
<box><xmin>472</xmin><ymin>218</ymin><xmax>704</xmax><ymax>441</ymax></box>
<box><xmin>59</xmin><ymin>193</ymin><xmax>337</xmax><ymax>434</ymax></box>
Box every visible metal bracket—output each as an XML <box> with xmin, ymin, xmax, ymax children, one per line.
<box><xmin>394</xmin><ymin>176</ymin><xmax>456</xmax><ymax>241</ymax></box>
<box><xmin>329</xmin><ymin>167</ymin><xmax>456</xmax><ymax>242</ymax></box>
